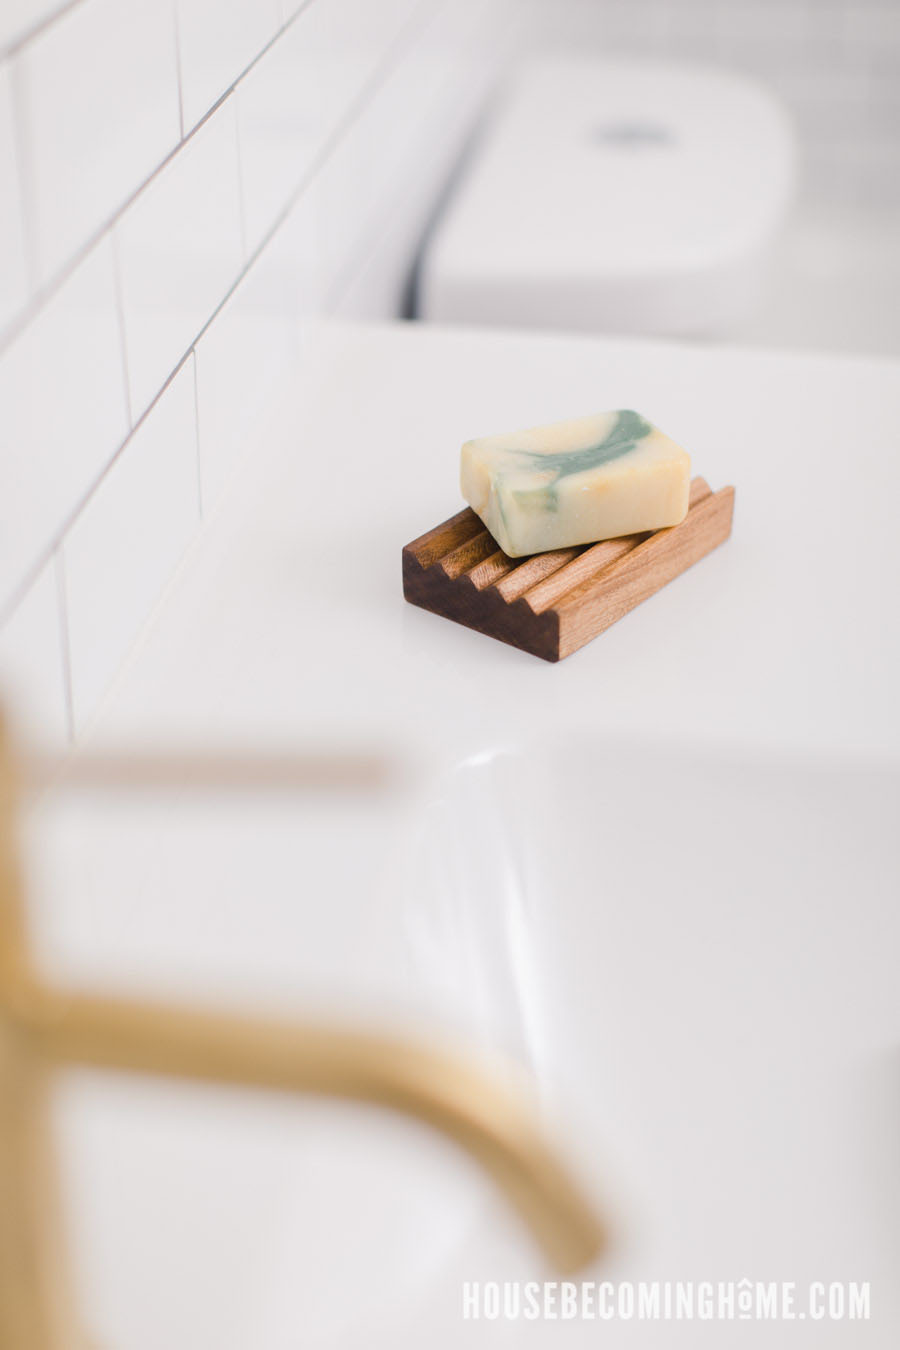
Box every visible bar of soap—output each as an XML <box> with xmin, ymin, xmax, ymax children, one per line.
<box><xmin>460</xmin><ymin>409</ymin><xmax>691</xmax><ymax>557</ymax></box>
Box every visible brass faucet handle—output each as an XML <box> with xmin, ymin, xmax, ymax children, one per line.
<box><xmin>0</xmin><ymin>710</ymin><xmax>607</xmax><ymax>1350</ymax></box>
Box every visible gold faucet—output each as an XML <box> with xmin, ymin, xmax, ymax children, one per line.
<box><xmin>0</xmin><ymin>715</ymin><xmax>606</xmax><ymax>1350</ymax></box>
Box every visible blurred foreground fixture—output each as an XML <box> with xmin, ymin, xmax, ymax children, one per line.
<box><xmin>0</xmin><ymin>713</ymin><xmax>606</xmax><ymax>1350</ymax></box>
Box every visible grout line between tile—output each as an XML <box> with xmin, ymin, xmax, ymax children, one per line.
<box><xmin>0</xmin><ymin>346</ymin><xmax>193</xmax><ymax>627</ymax></box>
<box><xmin>0</xmin><ymin>0</ymin><xmax>438</xmax><ymax>626</ymax></box>
<box><xmin>110</xmin><ymin>227</ymin><xmax>133</xmax><ymax>430</ymax></box>
<box><xmin>0</xmin><ymin>0</ymin><xmax>319</xmax><ymax>357</ymax></box>
<box><xmin>0</xmin><ymin>0</ymin><xmax>87</xmax><ymax>63</ymax></box>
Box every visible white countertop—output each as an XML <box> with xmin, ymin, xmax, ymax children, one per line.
<box><xmin>90</xmin><ymin>318</ymin><xmax>900</xmax><ymax>767</ymax></box>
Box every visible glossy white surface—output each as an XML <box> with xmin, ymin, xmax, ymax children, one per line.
<box><xmin>61</xmin><ymin>360</ymin><xmax>200</xmax><ymax>733</ymax></box>
<box><xmin>115</xmin><ymin>99</ymin><xmax>245</xmax><ymax>419</ymax></box>
<box><xmin>193</xmin><ymin>198</ymin><xmax>316</xmax><ymax>510</ymax></box>
<box><xmin>17</xmin><ymin>0</ymin><xmax>180</xmax><ymax>286</ymax></box>
<box><xmin>176</xmin><ymin>0</ymin><xmax>281</xmax><ymax>134</ymax></box>
<box><xmin>300</xmin><ymin>0</ymin><xmax>423</xmax><ymax>136</ymax></box>
<box><xmin>0</xmin><ymin>0</ymin><xmax>65</xmax><ymax>51</ymax></box>
<box><xmin>31</xmin><ymin>762</ymin><xmax>498</xmax><ymax>1350</ymax></box>
<box><xmin>0</xmin><ymin>236</ymin><xmax>128</xmax><ymax>609</ymax></box>
<box><xmin>397</xmin><ymin>740</ymin><xmax>900</xmax><ymax>1347</ymax></box>
<box><xmin>234</xmin><ymin>11</ymin><xmax>322</xmax><ymax>254</ymax></box>
<box><xmin>21</xmin><ymin>321</ymin><xmax>900</xmax><ymax>1347</ymax></box>
<box><xmin>30</xmin><ymin>736</ymin><xmax>900</xmax><ymax>1349</ymax></box>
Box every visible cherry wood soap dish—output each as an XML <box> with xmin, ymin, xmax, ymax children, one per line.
<box><xmin>402</xmin><ymin>476</ymin><xmax>735</xmax><ymax>663</ymax></box>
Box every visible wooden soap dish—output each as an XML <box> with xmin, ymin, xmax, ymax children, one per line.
<box><xmin>402</xmin><ymin>476</ymin><xmax>735</xmax><ymax>662</ymax></box>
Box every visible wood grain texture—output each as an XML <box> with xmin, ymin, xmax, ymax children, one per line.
<box><xmin>402</xmin><ymin>477</ymin><xmax>735</xmax><ymax>662</ymax></box>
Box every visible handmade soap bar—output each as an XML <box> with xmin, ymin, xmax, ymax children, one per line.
<box><xmin>460</xmin><ymin>409</ymin><xmax>691</xmax><ymax>557</ymax></box>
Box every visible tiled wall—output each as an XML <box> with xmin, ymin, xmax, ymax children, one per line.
<box><xmin>0</xmin><ymin>0</ymin><xmax>508</xmax><ymax>746</ymax></box>
<box><xmin>522</xmin><ymin>0</ymin><xmax>900</xmax><ymax>209</ymax></box>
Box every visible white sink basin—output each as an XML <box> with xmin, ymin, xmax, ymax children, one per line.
<box><xmin>426</xmin><ymin>737</ymin><xmax>900</xmax><ymax>1346</ymax></box>
<box><xmin>28</xmin><ymin>730</ymin><xmax>900</xmax><ymax>1348</ymax></box>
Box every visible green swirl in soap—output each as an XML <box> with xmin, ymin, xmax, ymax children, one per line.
<box><xmin>504</xmin><ymin>410</ymin><xmax>653</xmax><ymax>514</ymax></box>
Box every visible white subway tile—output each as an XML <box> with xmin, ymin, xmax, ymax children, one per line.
<box><xmin>0</xmin><ymin>236</ymin><xmax>128</xmax><ymax>609</ymax></box>
<box><xmin>194</xmin><ymin>188</ymin><xmax>317</xmax><ymax>507</ymax></box>
<box><xmin>316</xmin><ymin>61</ymin><xmax>427</xmax><ymax>301</ymax></box>
<box><xmin>315</xmin><ymin>116</ymin><xmax>381</xmax><ymax>301</ymax></box>
<box><xmin>116</xmin><ymin>99</ymin><xmax>244</xmax><ymax>420</ymax></box>
<box><xmin>235</xmin><ymin>9</ymin><xmax>324</xmax><ymax>253</ymax></box>
<box><xmin>0</xmin><ymin>61</ymin><xmax>29</xmax><ymax>333</ymax></box>
<box><xmin>0</xmin><ymin>558</ymin><xmax>69</xmax><ymax>749</ymax></box>
<box><xmin>176</xmin><ymin>0</ymin><xmax>282</xmax><ymax>133</ymax></box>
<box><xmin>17</xmin><ymin>0</ymin><xmax>181</xmax><ymax>288</ymax></box>
<box><xmin>235</xmin><ymin>0</ymin><xmax>418</xmax><ymax>259</ymax></box>
<box><xmin>311</xmin><ymin>0</ymin><xmax>422</xmax><ymax>132</ymax></box>
<box><xmin>0</xmin><ymin>0</ymin><xmax>67</xmax><ymax>53</ymax></box>
<box><xmin>62</xmin><ymin>360</ymin><xmax>200</xmax><ymax>733</ymax></box>
<box><xmin>293</xmin><ymin>3</ymin><xmax>440</xmax><ymax>307</ymax></box>
<box><xmin>332</xmin><ymin>0</ymin><xmax>499</xmax><ymax>317</ymax></box>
